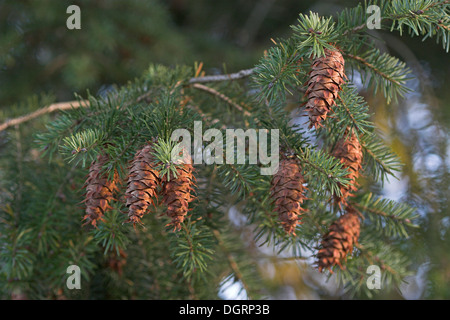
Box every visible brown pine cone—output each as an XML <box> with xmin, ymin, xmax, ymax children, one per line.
<box><xmin>304</xmin><ymin>47</ymin><xmax>346</xmax><ymax>128</ymax></box>
<box><xmin>317</xmin><ymin>206</ymin><xmax>361</xmax><ymax>272</ymax></box>
<box><xmin>83</xmin><ymin>154</ymin><xmax>119</xmax><ymax>228</ymax></box>
<box><xmin>162</xmin><ymin>158</ymin><xmax>196</xmax><ymax>232</ymax></box>
<box><xmin>125</xmin><ymin>144</ymin><xmax>160</xmax><ymax>225</ymax></box>
<box><xmin>270</xmin><ymin>157</ymin><xmax>308</xmax><ymax>235</ymax></box>
<box><xmin>332</xmin><ymin>130</ymin><xmax>363</xmax><ymax>208</ymax></box>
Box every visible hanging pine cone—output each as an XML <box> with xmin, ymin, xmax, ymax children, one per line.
<box><xmin>332</xmin><ymin>129</ymin><xmax>363</xmax><ymax>208</ymax></box>
<box><xmin>83</xmin><ymin>154</ymin><xmax>119</xmax><ymax>228</ymax></box>
<box><xmin>304</xmin><ymin>47</ymin><xmax>346</xmax><ymax>128</ymax></box>
<box><xmin>125</xmin><ymin>144</ymin><xmax>160</xmax><ymax>225</ymax></box>
<box><xmin>317</xmin><ymin>206</ymin><xmax>361</xmax><ymax>272</ymax></box>
<box><xmin>162</xmin><ymin>156</ymin><xmax>196</xmax><ymax>231</ymax></box>
<box><xmin>270</xmin><ymin>157</ymin><xmax>308</xmax><ymax>235</ymax></box>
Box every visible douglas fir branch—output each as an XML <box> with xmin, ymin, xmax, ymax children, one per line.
<box><xmin>2</xmin><ymin>0</ymin><xmax>448</xmax><ymax>299</ymax></box>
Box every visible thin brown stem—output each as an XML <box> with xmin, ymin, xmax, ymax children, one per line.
<box><xmin>360</xmin><ymin>141</ymin><xmax>394</xmax><ymax>176</ymax></box>
<box><xmin>356</xmin><ymin>244</ymin><xmax>398</xmax><ymax>275</ymax></box>
<box><xmin>0</xmin><ymin>68</ymin><xmax>256</xmax><ymax>132</ymax></box>
<box><xmin>191</xmin><ymin>83</ymin><xmax>252</xmax><ymax>117</ymax></box>
<box><xmin>344</xmin><ymin>53</ymin><xmax>401</xmax><ymax>86</ymax></box>
<box><xmin>338</xmin><ymin>95</ymin><xmax>361</xmax><ymax>133</ymax></box>
<box><xmin>351</xmin><ymin>201</ymin><xmax>408</xmax><ymax>223</ymax></box>
<box><xmin>0</xmin><ymin>100</ymin><xmax>88</xmax><ymax>132</ymax></box>
<box><xmin>212</xmin><ymin>229</ymin><xmax>252</xmax><ymax>299</ymax></box>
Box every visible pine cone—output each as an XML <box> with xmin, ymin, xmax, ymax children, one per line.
<box><xmin>304</xmin><ymin>47</ymin><xmax>346</xmax><ymax>128</ymax></box>
<box><xmin>83</xmin><ymin>154</ymin><xmax>119</xmax><ymax>228</ymax></box>
<box><xmin>270</xmin><ymin>157</ymin><xmax>308</xmax><ymax>235</ymax></box>
<box><xmin>317</xmin><ymin>206</ymin><xmax>361</xmax><ymax>272</ymax></box>
<box><xmin>163</xmin><ymin>158</ymin><xmax>196</xmax><ymax>232</ymax></box>
<box><xmin>332</xmin><ymin>130</ymin><xmax>363</xmax><ymax>207</ymax></box>
<box><xmin>125</xmin><ymin>144</ymin><xmax>160</xmax><ymax>225</ymax></box>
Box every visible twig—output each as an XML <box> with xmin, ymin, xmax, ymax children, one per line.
<box><xmin>337</xmin><ymin>95</ymin><xmax>361</xmax><ymax>133</ymax></box>
<box><xmin>0</xmin><ymin>68</ymin><xmax>256</xmax><ymax>132</ymax></box>
<box><xmin>356</xmin><ymin>244</ymin><xmax>398</xmax><ymax>275</ymax></box>
<box><xmin>351</xmin><ymin>201</ymin><xmax>408</xmax><ymax>223</ymax></box>
<box><xmin>343</xmin><ymin>53</ymin><xmax>401</xmax><ymax>86</ymax></box>
<box><xmin>191</xmin><ymin>83</ymin><xmax>252</xmax><ymax>117</ymax></box>
<box><xmin>186</xmin><ymin>104</ymin><xmax>226</xmax><ymax>130</ymax></box>
<box><xmin>212</xmin><ymin>229</ymin><xmax>253</xmax><ymax>299</ymax></box>
<box><xmin>360</xmin><ymin>141</ymin><xmax>395</xmax><ymax>176</ymax></box>
<box><xmin>188</xmin><ymin>68</ymin><xmax>255</xmax><ymax>84</ymax></box>
<box><xmin>0</xmin><ymin>100</ymin><xmax>88</xmax><ymax>132</ymax></box>
<box><xmin>342</xmin><ymin>23</ymin><xmax>367</xmax><ymax>36</ymax></box>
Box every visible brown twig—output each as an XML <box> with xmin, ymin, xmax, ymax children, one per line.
<box><xmin>360</xmin><ymin>141</ymin><xmax>395</xmax><ymax>176</ymax></box>
<box><xmin>337</xmin><ymin>95</ymin><xmax>361</xmax><ymax>133</ymax></box>
<box><xmin>356</xmin><ymin>244</ymin><xmax>398</xmax><ymax>275</ymax></box>
<box><xmin>0</xmin><ymin>68</ymin><xmax>256</xmax><ymax>132</ymax></box>
<box><xmin>212</xmin><ymin>229</ymin><xmax>252</xmax><ymax>299</ymax></box>
<box><xmin>342</xmin><ymin>23</ymin><xmax>367</xmax><ymax>36</ymax></box>
<box><xmin>343</xmin><ymin>53</ymin><xmax>401</xmax><ymax>86</ymax></box>
<box><xmin>0</xmin><ymin>100</ymin><xmax>88</xmax><ymax>132</ymax></box>
<box><xmin>191</xmin><ymin>83</ymin><xmax>252</xmax><ymax>117</ymax></box>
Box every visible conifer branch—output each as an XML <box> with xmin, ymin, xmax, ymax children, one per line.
<box><xmin>0</xmin><ymin>68</ymin><xmax>256</xmax><ymax>132</ymax></box>
<box><xmin>344</xmin><ymin>53</ymin><xmax>401</xmax><ymax>86</ymax></box>
<box><xmin>4</xmin><ymin>0</ymin><xmax>447</xmax><ymax>298</ymax></box>
<box><xmin>356</xmin><ymin>244</ymin><xmax>398</xmax><ymax>275</ymax></box>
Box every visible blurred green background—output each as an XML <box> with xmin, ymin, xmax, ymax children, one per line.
<box><xmin>0</xmin><ymin>0</ymin><xmax>449</xmax><ymax>299</ymax></box>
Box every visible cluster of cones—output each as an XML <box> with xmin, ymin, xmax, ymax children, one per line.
<box><xmin>82</xmin><ymin>46</ymin><xmax>363</xmax><ymax>272</ymax></box>
<box><xmin>82</xmin><ymin>143</ymin><xmax>196</xmax><ymax>232</ymax></box>
<box><xmin>269</xmin><ymin>46</ymin><xmax>364</xmax><ymax>272</ymax></box>
<box><xmin>269</xmin><ymin>143</ymin><xmax>362</xmax><ymax>273</ymax></box>
<box><xmin>317</xmin><ymin>129</ymin><xmax>363</xmax><ymax>272</ymax></box>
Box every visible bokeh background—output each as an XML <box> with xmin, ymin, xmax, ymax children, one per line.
<box><xmin>0</xmin><ymin>0</ymin><xmax>449</xmax><ymax>299</ymax></box>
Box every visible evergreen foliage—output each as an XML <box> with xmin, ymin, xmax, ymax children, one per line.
<box><xmin>0</xmin><ymin>0</ymin><xmax>449</xmax><ymax>299</ymax></box>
